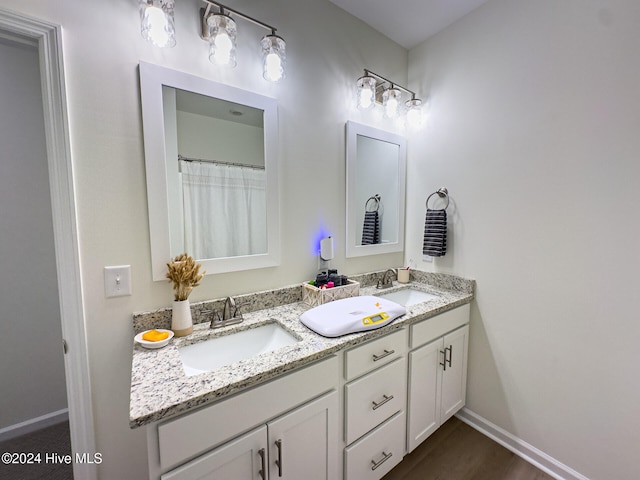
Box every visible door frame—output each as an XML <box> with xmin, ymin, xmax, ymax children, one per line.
<box><xmin>0</xmin><ymin>8</ymin><xmax>96</xmax><ymax>480</ymax></box>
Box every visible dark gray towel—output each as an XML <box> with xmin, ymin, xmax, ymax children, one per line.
<box><xmin>362</xmin><ymin>210</ymin><xmax>380</xmax><ymax>245</ymax></box>
<box><xmin>423</xmin><ymin>209</ymin><xmax>447</xmax><ymax>256</ymax></box>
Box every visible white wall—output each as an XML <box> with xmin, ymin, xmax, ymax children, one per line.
<box><xmin>0</xmin><ymin>0</ymin><xmax>406</xmax><ymax>477</ymax></box>
<box><xmin>406</xmin><ymin>1</ymin><xmax>640</xmax><ymax>479</ymax></box>
<box><xmin>0</xmin><ymin>39</ymin><xmax>67</xmax><ymax>431</ymax></box>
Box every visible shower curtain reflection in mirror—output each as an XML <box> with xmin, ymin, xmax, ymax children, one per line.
<box><xmin>180</xmin><ymin>159</ymin><xmax>267</xmax><ymax>259</ymax></box>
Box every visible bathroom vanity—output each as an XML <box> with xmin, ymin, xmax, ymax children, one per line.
<box><xmin>130</xmin><ymin>273</ymin><xmax>473</xmax><ymax>480</ymax></box>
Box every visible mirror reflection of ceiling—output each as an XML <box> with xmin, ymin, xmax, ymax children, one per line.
<box><xmin>328</xmin><ymin>0</ymin><xmax>490</xmax><ymax>49</ymax></box>
<box><xmin>175</xmin><ymin>89</ymin><xmax>264</xmax><ymax>128</ymax></box>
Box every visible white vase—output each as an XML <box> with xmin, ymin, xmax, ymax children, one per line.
<box><xmin>171</xmin><ymin>299</ymin><xmax>193</xmax><ymax>337</ymax></box>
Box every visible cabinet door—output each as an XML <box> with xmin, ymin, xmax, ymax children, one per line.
<box><xmin>407</xmin><ymin>338</ymin><xmax>442</xmax><ymax>452</ymax></box>
<box><xmin>267</xmin><ymin>390</ymin><xmax>338</xmax><ymax>480</ymax></box>
<box><xmin>440</xmin><ymin>325</ymin><xmax>469</xmax><ymax>423</ymax></box>
<box><xmin>161</xmin><ymin>425</ymin><xmax>267</xmax><ymax>480</ymax></box>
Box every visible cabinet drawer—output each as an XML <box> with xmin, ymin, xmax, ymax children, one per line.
<box><xmin>344</xmin><ymin>411</ymin><xmax>405</xmax><ymax>480</ymax></box>
<box><xmin>345</xmin><ymin>358</ymin><xmax>406</xmax><ymax>444</ymax></box>
<box><xmin>411</xmin><ymin>304</ymin><xmax>469</xmax><ymax>349</ymax></box>
<box><xmin>344</xmin><ymin>329</ymin><xmax>406</xmax><ymax>380</ymax></box>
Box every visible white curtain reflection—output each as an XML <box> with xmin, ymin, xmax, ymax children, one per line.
<box><xmin>181</xmin><ymin>160</ymin><xmax>267</xmax><ymax>259</ymax></box>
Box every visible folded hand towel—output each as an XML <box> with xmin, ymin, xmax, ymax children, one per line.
<box><xmin>361</xmin><ymin>210</ymin><xmax>380</xmax><ymax>245</ymax></box>
<box><xmin>422</xmin><ymin>209</ymin><xmax>447</xmax><ymax>256</ymax></box>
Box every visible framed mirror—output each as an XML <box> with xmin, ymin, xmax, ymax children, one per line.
<box><xmin>139</xmin><ymin>62</ymin><xmax>280</xmax><ymax>280</ymax></box>
<box><xmin>345</xmin><ymin>121</ymin><xmax>406</xmax><ymax>257</ymax></box>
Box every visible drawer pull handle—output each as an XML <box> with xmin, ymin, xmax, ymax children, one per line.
<box><xmin>371</xmin><ymin>451</ymin><xmax>393</xmax><ymax>471</ymax></box>
<box><xmin>372</xmin><ymin>349</ymin><xmax>395</xmax><ymax>362</ymax></box>
<box><xmin>439</xmin><ymin>349</ymin><xmax>447</xmax><ymax>371</ymax></box>
<box><xmin>275</xmin><ymin>439</ymin><xmax>283</xmax><ymax>477</ymax></box>
<box><xmin>372</xmin><ymin>394</ymin><xmax>394</xmax><ymax>410</ymax></box>
<box><xmin>440</xmin><ymin>346</ymin><xmax>453</xmax><ymax>370</ymax></box>
<box><xmin>258</xmin><ymin>448</ymin><xmax>266</xmax><ymax>480</ymax></box>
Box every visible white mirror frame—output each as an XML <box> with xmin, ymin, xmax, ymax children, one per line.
<box><xmin>345</xmin><ymin>121</ymin><xmax>406</xmax><ymax>258</ymax></box>
<box><xmin>139</xmin><ymin>62</ymin><xmax>280</xmax><ymax>280</ymax></box>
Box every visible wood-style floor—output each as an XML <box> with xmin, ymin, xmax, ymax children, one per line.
<box><xmin>383</xmin><ymin>417</ymin><xmax>555</xmax><ymax>480</ymax></box>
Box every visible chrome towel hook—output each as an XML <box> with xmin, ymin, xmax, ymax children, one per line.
<box><xmin>426</xmin><ymin>187</ymin><xmax>449</xmax><ymax>210</ymax></box>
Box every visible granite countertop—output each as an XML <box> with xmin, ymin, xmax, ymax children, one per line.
<box><xmin>129</xmin><ymin>276</ymin><xmax>474</xmax><ymax>428</ymax></box>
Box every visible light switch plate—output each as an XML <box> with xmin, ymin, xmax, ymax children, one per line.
<box><xmin>104</xmin><ymin>265</ymin><xmax>132</xmax><ymax>297</ymax></box>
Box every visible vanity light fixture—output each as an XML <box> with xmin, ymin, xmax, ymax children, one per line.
<box><xmin>261</xmin><ymin>34</ymin><xmax>286</xmax><ymax>82</ymax></box>
<box><xmin>140</xmin><ymin>0</ymin><xmax>176</xmax><ymax>48</ymax></box>
<box><xmin>356</xmin><ymin>75</ymin><xmax>377</xmax><ymax>110</ymax></box>
<box><xmin>201</xmin><ymin>1</ymin><xmax>286</xmax><ymax>82</ymax></box>
<box><xmin>382</xmin><ymin>87</ymin><xmax>402</xmax><ymax>119</ymax></box>
<box><xmin>406</xmin><ymin>98</ymin><xmax>424</xmax><ymax>127</ymax></box>
<box><xmin>206</xmin><ymin>10</ymin><xmax>237</xmax><ymax>67</ymax></box>
<box><xmin>356</xmin><ymin>69</ymin><xmax>424</xmax><ymax>127</ymax></box>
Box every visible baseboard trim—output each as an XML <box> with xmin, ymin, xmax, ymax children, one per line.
<box><xmin>0</xmin><ymin>409</ymin><xmax>69</xmax><ymax>442</ymax></box>
<box><xmin>456</xmin><ymin>408</ymin><xmax>590</xmax><ymax>480</ymax></box>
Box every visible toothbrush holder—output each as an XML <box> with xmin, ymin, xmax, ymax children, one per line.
<box><xmin>397</xmin><ymin>268</ymin><xmax>410</xmax><ymax>283</ymax></box>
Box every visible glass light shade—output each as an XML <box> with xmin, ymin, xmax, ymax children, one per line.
<box><xmin>406</xmin><ymin>98</ymin><xmax>424</xmax><ymax>127</ymax></box>
<box><xmin>382</xmin><ymin>88</ymin><xmax>402</xmax><ymax>119</ymax></box>
<box><xmin>261</xmin><ymin>35</ymin><xmax>286</xmax><ymax>82</ymax></box>
<box><xmin>140</xmin><ymin>0</ymin><xmax>176</xmax><ymax>48</ymax></box>
<box><xmin>207</xmin><ymin>14</ymin><xmax>237</xmax><ymax>67</ymax></box>
<box><xmin>356</xmin><ymin>76</ymin><xmax>376</xmax><ymax>110</ymax></box>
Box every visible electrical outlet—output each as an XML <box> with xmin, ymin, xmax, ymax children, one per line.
<box><xmin>104</xmin><ymin>265</ymin><xmax>132</xmax><ymax>298</ymax></box>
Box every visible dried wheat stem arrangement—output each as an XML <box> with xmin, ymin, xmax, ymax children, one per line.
<box><xmin>166</xmin><ymin>253</ymin><xmax>205</xmax><ymax>301</ymax></box>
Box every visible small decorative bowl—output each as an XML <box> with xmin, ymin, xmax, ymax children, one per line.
<box><xmin>134</xmin><ymin>329</ymin><xmax>174</xmax><ymax>349</ymax></box>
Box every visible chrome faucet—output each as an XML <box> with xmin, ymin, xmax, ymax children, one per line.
<box><xmin>222</xmin><ymin>296</ymin><xmax>236</xmax><ymax>321</ymax></box>
<box><xmin>376</xmin><ymin>269</ymin><xmax>397</xmax><ymax>289</ymax></box>
<box><xmin>210</xmin><ymin>296</ymin><xmax>244</xmax><ymax>328</ymax></box>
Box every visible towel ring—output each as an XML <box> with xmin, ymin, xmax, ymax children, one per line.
<box><xmin>365</xmin><ymin>194</ymin><xmax>381</xmax><ymax>212</ymax></box>
<box><xmin>426</xmin><ymin>187</ymin><xmax>449</xmax><ymax>210</ymax></box>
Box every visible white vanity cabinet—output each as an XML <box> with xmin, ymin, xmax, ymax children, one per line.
<box><xmin>343</xmin><ymin>329</ymin><xmax>408</xmax><ymax>480</ymax></box>
<box><xmin>147</xmin><ymin>356</ymin><xmax>339</xmax><ymax>480</ymax></box>
<box><xmin>143</xmin><ymin>300</ymin><xmax>473</xmax><ymax>480</ymax></box>
<box><xmin>161</xmin><ymin>391</ymin><xmax>337</xmax><ymax>480</ymax></box>
<box><xmin>407</xmin><ymin>304</ymin><xmax>470</xmax><ymax>452</ymax></box>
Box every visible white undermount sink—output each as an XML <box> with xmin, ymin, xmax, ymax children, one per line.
<box><xmin>376</xmin><ymin>288</ymin><xmax>439</xmax><ymax>306</ymax></box>
<box><xmin>178</xmin><ymin>322</ymin><xmax>300</xmax><ymax>377</ymax></box>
